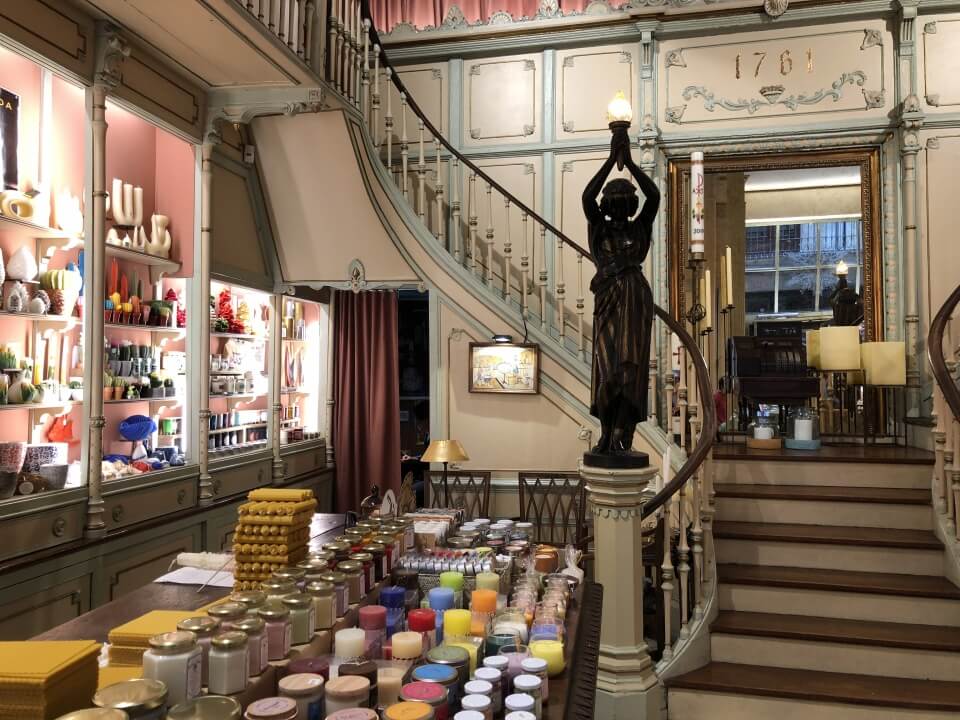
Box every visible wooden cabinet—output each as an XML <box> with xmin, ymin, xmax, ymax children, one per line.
<box><xmin>0</xmin><ymin>497</ymin><xmax>86</xmax><ymax>562</ymax></box>
<box><xmin>210</xmin><ymin>456</ymin><xmax>271</xmax><ymax>500</ymax></box>
<box><xmin>0</xmin><ymin>573</ymin><xmax>91</xmax><ymax>640</ymax></box>
<box><xmin>98</xmin><ymin>527</ymin><xmax>202</xmax><ymax>604</ymax></box>
<box><xmin>103</xmin><ymin>475</ymin><xmax>197</xmax><ymax>531</ymax></box>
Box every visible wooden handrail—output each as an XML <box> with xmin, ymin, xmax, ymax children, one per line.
<box><xmin>360</xmin><ymin>0</ymin><xmax>714</xmax><ymax>516</ymax></box>
<box><xmin>928</xmin><ymin>282</ymin><xmax>960</xmax><ymax>422</ymax></box>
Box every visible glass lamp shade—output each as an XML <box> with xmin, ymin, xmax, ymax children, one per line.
<box><xmin>805</xmin><ymin>329</ymin><xmax>820</xmax><ymax>369</ymax></box>
<box><xmin>819</xmin><ymin>326</ymin><xmax>861</xmax><ymax>371</ymax></box>
<box><xmin>835</xmin><ymin>260</ymin><xmax>849</xmax><ymax>276</ymax></box>
<box><xmin>861</xmin><ymin>341</ymin><xmax>906</xmax><ymax>386</ymax></box>
<box><xmin>607</xmin><ymin>92</ymin><xmax>633</xmax><ymax>123</ymax></box>
<box><xmin>785</xmin><ymin>406</ymin><xmax>820</xmax><ymax>450</ymax></box>
<box><xmin>421</xmin><ymin>439</ymin><xmax>469</xmax><ymax>464</ymax></box>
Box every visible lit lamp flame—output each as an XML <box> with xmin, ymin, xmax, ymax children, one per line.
<box><xmin>607</xmin><ymin>92</ymin><xmax>633</xmax><ymax>124</ymax></box>
<box><xmin>835</xmin><ymin>260</ymin><xmax>849</xmax><ymax>276</ymax></box>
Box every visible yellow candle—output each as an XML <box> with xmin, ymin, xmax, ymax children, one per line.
<box><xmin>704</xmin><ymin>269</ymin><xmax>712</xmax><ymax>331</ymax></box>
<box><xmin>391</xmin><ymin>631</ymin><xmax>423</xmax><ymax>661</ymax></box>
<box><xmin>719</xmin><ymin>254</ymin><xmax>727</xmax><ymax>317</ymax></box>
<box><xmin>334</xmin><ymin>628</ymin><xmax>365</xmax><ymax>659</ymax></box>
<box><xmin>443</xmin><ymin>609</ymin><xmax>471</xmax><ymax>638</ymax></box>
<box><xmin>475</xmin><ymin>572</ymin><xmax>500</xmax><ymax>592</ymax></box>
<box><xmin>529</xmin><ymin>639</ymin><xmax>565</xmax><ymax>676</ymax></box>
<box><xmin>444</xmin><ymin>640</ymin><xmax>479</xmax><ymax>673</ymax></box>
<box><xmin>725</xmin><ymin>245</ymin><xmax>734</xmax><ymax>307</ymax></box>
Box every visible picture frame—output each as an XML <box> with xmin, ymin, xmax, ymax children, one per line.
<box><xmin>469</xmin><ymin>342</ymin><xmax>540</xmax><ymax>394</ymax></box>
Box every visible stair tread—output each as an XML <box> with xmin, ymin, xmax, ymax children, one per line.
<box><xmin>712</xmin><ymin>610</ymin><xmax>960</xmax><ymax>651</ymax></box>
<box><xmin>719</xmin><ymin>564</ymin><xmax>960</xmax><ymax>598</ymax></box>
<box><xmin>715</xmin><ymin>483</ymin><xmax>931</xmax><ymax>504</ymax></box>
<box><xmin>666</xmin><ymin>662</ymin><xmax>960</xmax><ymax>711</ymax></box>
<box><xmin>714</xmin><ymin>521</ymin><xmax>942</xmax><ymax>549</ymax></box>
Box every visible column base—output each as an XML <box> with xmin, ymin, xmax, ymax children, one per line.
<box><xmin>595</xmin><ymin>672</ymin><xmax>663</xmax><ymax>719</ymax></box>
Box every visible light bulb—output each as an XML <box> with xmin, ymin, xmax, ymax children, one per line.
<box><xmin>835</xmin><ymin>260</ymin><xmax>849</xmax><ymax>276</ymax></box>
<box><xmin>607</xmin><ymin>91</ymin><xmax>633</xmax><ymax>123</ymax></box>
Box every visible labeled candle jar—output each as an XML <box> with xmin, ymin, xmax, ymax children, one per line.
<box><xmin>177</xmin><ymin>616</ymin><xmax>219</xmax><ymax>686</ymax></box>
<box><xmin>402</xmin><ymin>679</ymin><xmax>449</xmax><ymax>720</ymax></box>
<box><xmin>324</xmin><ymin>674</ymin><xmax>372</xmax><ymax>713</ymax></box>
<box><xmin>322</xmin><ymin>541</ymin><xmax>352</xmax><ymax>564</ymax></box>
<box><xmin>261</xmin><ymin>578</ymin><xmax>298</xmax><ymax>604</ymax></box>
<box><xmin>364</xmin><ymin>542</ymin><xmax>388</xmax><ymax>581</ymax></box>
<box><xmin>272</xmin><ymin>566</ymin><xmax>306</xmax><ymax>589</ymax></box>
<box><xmin>277</xmin><ymin>672</ymin><xmax>324</xmax><ymax>720</ymax></box>
<box><xmin>520</xmin><ymin>658</ymin><xmax>549</xmax><ymax>702</ymax></box>
<box><xmin>305</xmin><ymin>580</ymin><xmax>336</xmax><ymax>630</ymax></box>
<box><xmin>233</xmin><ymin>616</ymin><xmax>269</xmax><ymax>676</ymax></box>
<box><xmin>282</xmin><ymin>593</ymin><xmax>316</xmax><ymax>645</ymax></box>
<box><xmin>207</xmin><ymin>602</ymin><xmax>247</xmax><ymax>632</ymax></box>
<box><xmin>93</xmin><ymin>678</ymin><xmax>168</xmax><ymax>720</ymax></box>
<box><xmin>337</xmin><ymin>561</ymin><xmax>365</xmax><ymax>605</ymax></box>
<box><xmin>371</xmin><ymin>535</ymin><xmax>396</xmax><ymax>572</ymax></box>
<box><xmin>257</xmin><ymin>603</ymin><xmax>292</xmax><ymax>660</ymax></box>
<box><xmin>411</xmin><ymin>663</ymin><xmax>460</xmax><ymax>713</ymax></box>
<box><xmin>348</xmin><ymin>552</ymin><xmax>375</xmax><ymax>593</ymax></box>
<box><xmin>512</xmin><ymin>675</ymin><xmax>542</xmax><ymax>719</ymax></box>
<box><xmin>337</xmin><ymin>659</ymin><xmax>378</xmax><ymax>708</ymax></box>
<box><xmin>473</xmin><ymin>667</ymin><xmax>503</xmax><ymax>713</ymax></box>
<box><xmin>229</xmin><ymin>590</ymin><xmax>267</xmax><ymax>617</ymax></box>
<box><xmin>460</xmin><ymin>694</ymin><xmax>492</xmax><ymax>720</ymax></box>
<box><xmin>319</xmin><ymin>571</ymin><xmax>348</xmax><ymax>617</ymax></box>
<box><xmin>376</xmin><ymin>660</ymin><xmax>407</xmax><ymax>707</ymax></box>
<box><xmin>208</xmin><ymin>631</ymin><xmax>249</xmax><ymax>696</ymax></box>
<box><xmin>166</xmin><ymin>695</ymin><xmax>242</xmax><ymax>720</ymax></box>
<box><xmin>243</xmin><ymin>697</ymin><xmax>298</xmax><ymax>720</ymax></box>
<box><xmin>142</xmin><ymin>631</ymin><xmax>202</xmax><ymax>707</ymax></box>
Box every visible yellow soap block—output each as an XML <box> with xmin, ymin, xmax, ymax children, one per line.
<box><xmin>98</xmin><ymin>665</ymin><xmax>141</xmax><ymax>688</ymax></box>
<box><xmin>0</xmin><ymin>641</ymin><xmax>100</xmax><ymax>684</ymax></box>
<box><xmin>106</xmin><ymin>644</ymin><xmax>146</xmax><ymax>667</ymax></box>
<box><xmin>108</xmin><ymin>610</ymin><xmax>200</xmax><ymax>646</ymax></box>
<box><xmin>248</xmin><ymin>488</ymin><xmax>314</xmax><ymax>502</ymax></box>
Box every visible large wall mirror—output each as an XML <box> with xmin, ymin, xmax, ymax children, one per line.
<box><xmin>667</xmin><ymin>148</ymin><xmax>882</xmax><ymax>345</ymax></box>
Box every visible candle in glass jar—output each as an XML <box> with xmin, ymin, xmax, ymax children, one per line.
<box><xmin>754</xmin><ymin>425</ymin><xmax>774</xmax><ymax>440</ymax></box>
<box><xmin>335</xmin><ymin>628</ymin><xmax>366</xmax><ymax>660</ymax></box>
<box><xmin>529</xmin><ymin>639</ymin><xmax>565</xmax><ymax>676</ymax></box>
<box><xmin>377</xmin><ymin>662</ymin><xmax>406</xmax><ymax>706</ymax></box>
<box><xmin>794</xmin><ymin>418</ymin><xmax>814</xmax><ymax>441</ymax></box>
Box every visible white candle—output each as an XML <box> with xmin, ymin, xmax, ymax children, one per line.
<box><xmin>794</xmin><ymin>418</ymin><xmax>814</xmax><ymax>442</ymax></box>
<box><xmin>335</xmin><ymin>628</ymin><xmax>365</xmax><ymax>659</ymax></box>
<box><xmin>690</xmin><ymin>152</ymin><xmax>705</xmax><ymax>255</ymax></box>
<box><xmin>698</xmin><ymin>277</ymin><xmax>706</xmax><ymax>334</ymax></box>
<box><xmin>725</xmin><ymin>245</ymin><xmax>734</xmax><ymax>307</ymax></box>
<box><xmin>704</xmin><ymin>269</ymin><xmax>712</xmax><ymax>331</ymax></box>
<box><xmin>754</xmin><ymin>425</ymin><xmax>774</xmax><ymax>440</ymax></box>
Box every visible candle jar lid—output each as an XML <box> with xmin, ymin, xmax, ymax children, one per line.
<box><xmin>167</xmin><ymin>696</ymin><xmax>242</xmax><ymax>719</ymax></box>
<box><xmin>177</xmin><ymin>616</ymin><xmax>220</xmax><ymax>637</ymax></box>
<box><xmin>56</xmin><ymin>711</ymin><xmax>127</xmax><ymax>720</ymax></box>
<box><xmin>305</xmin><ymin>580</ymin><xmax>334</xmax><ymax>596</ymax></box>
<box><xmin>372</xmin><ymin>534</ymin><xmax>396</xmax><ymax>546</ymax></box>
<box><xmin>297</xmin><ymin>558</ymin><xmax>329</xmax><ymax>573</ymax></box>
<box><xmin>462</xmin><ymin>694</ymin><xmax>492</xmax><ymax>711</ymax></box>
<box><xmin>260</xmin><ymin>578</ymin><xmax>297</xmax><ymax>595</ymax></box>
<box><xmin>272</xmin><ymin>567</ymin><xmax>306</xmax><ymax>582</ymax></box>
<box><xmin>322</xmin><ymin>541</ymin><xmax>351</xmax><ymax>554</ymax></box>
<box><xmin>337</xmin><ymin>560</ymin><xmax>363</xmax><ymax>576</ymax></box>
<box><xmin>348</xmin><ymin>552</ymin><xmax>373</xmax><ymax>564</ymax></box>
<box><xmin>233</xmin><ymin>616</ymin><xmax>266</xmax><ymax>635</ymax></box>
<box><xmin>505</xmin><ymin>693</ymin><xmax>536</xmax><ymax>711</ymax></box>
<box><xmin>148</xmin><ymin>630</ymin><xmax>197</xmax><ymax>653</ymax></box>
<box><xmin>230</xmin><ymin>590</ymin><xmax>267</xmax><ymax>609</ymax></box>
<box><xmin>383</xmin><ymin>702</ymin><xmax>433</xmax><ymax>720</ymax></box>
<box><xmin>325</xmin><ymin>675</ymin><xmax>371</xmax><ymax>700</ymax></box>
<box><xmin>411</xmin><ymin>664</ymin><xmax>458</xmax><ymax>684</ymax></box>
<box><xmin>324</xmin><ymin>710</ymin><xmax>378</xmax><ymax>720</ymax></box>
<box><xmin>308</xmin><ymin>550</ymin><xmax>336</xmax><ymax>562</ymax></box>
<box><xmin>207</xmin><ymin>602</ymin><xmax>248</xmax><ymax>621</ymax></box>
<box><xmin>94</xmin><ymin>678</ymin><xmax>168</xmax><ymax>711</ymax></box>
<box><xmin>355</xmin><ymin>519</ymin><xmax>380</xmax><ymax>530</ymax></box>
<box><xmin>318</xmin><ymin>571</ymin><xmax>346</xmax><ymax>585</ymax></box>
<box><xmin>401</xmin><ymin>680</ymin><xmax>447</xmax><ymax>705</ymax></box>
<box><xmin>344</xmin><ymin>527</ymin><xmax>367</xmax><ymax>538</ymax></box>
<box><xmin>281</xmin><ymin>592</ymin><xmax>314</xmax><ymax>611</ymax></box>
<box><xmin>364</xmin><ymin>542</ymin><xmax>386</xmax><ymax>556</ymax></box>
<box><xmin>278</xmin><ymin>672</ymin><xmax>325</xmax><ymax>697</ymax></box>
<box><xmin>257</xmin><ymin>603</ymin><xmax>291</xmax><ymax>620</ymax></box>
<box><xmin>211</xmin><ymin>630</ymin><xmax>249</xmax><ymax>650</ymax></box>
<box><xmin>464</xmin><ymin>679</ymin><xmax>493</xmax><ymax>696</ymax></box>
<box><xmin>447</xmin><ymin>537</ymin><xmax>474</xmax><ymax>549</ymax></box>
<box><xmin>426</xmin><ymin>645</ymin><xmax>469</xmax><ymax>665</ymax></box>
<box><xmin>244</xmin><ymin>697</ymin><xmax>297</xmax><ymax>720</ymax></box>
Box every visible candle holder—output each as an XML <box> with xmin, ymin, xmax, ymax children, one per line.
<box><xmin>785</xmin><ymin>405</ymin><xmax>821</xmax><ymax>450</ymax></box>
<box><xmin>684</xmin><ymin>256</ymin><xmax>706</xmax><ymax>329</ymax></box>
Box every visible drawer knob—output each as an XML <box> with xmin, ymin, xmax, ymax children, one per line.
<box><xmin>177</xmin><ymin>489</ymin><xmax>187</xmax><ymax>505</ymax></box>
<box><xmin>52</xmin><ymin>516</ymin><xmax>66</xmax><ymax>537</ymax></box>
<box><xmin>112</xmin><ymin>505</ymin><xmax>124</xmax><ymax>522</ymax></box>
<box><xmin>212</xmin><ymin>478</ymin><xmax>222</xmax><ymax>495</ymax></box>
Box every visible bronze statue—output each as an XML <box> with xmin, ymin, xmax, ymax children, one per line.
<box><xmin>582</xmin><ymin>127</ymin><xmax>659</xmax><ymax>465</ymax></box>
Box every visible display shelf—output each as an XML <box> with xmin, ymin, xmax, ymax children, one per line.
<box><xmin>280</xmin><ymin>297</ymin><xmax>324</xmax><ymax>447</ymax></box>
<box><xmin>0</xmin><ymin>213</ymin><xmax>76</xmax><ymax>242</ymax></box>
<box><xmin>281</xmin><ymin>388</ymin><xmax>309</xmax><ymax>395</ymax></box>
<box><xmin>104</xmin><ymin>322</ymin><xmax>184</xmax><ymax>336</ymax></box>
<box><xmin>0</xmin><ymin>310</ymin><xmax>80</xmax><ymax>330</ymax></box>
<box><xmin>210</xmin><ymin>332</ymin><xmax>264</xmax><ymax>341</ymax></box>
<box><xmin>209</xmin><ymin>392</ymin><xmax>264</xmax><ymax>401</ymax></box>
<box><xmin>209</xmin><ymin>440</ymin><xmax>269</xmax><ymax>456</ymax></box>
<box><xmin>0</xmin><ymin>400</ymin><xmax>76</xmax><ymax>413</ymax></box>
<box><xmin>104</xmin><ymin>396</ymin><xmax>181</xmax><ymax>404</ymax></box>
<box><xmin>209</xmin><ymin>422</ymin><xmax>267</xmax><ymax>435</ymax></box>
<box><xmin>104</xmin><ymin>245</ymin><xmax>181</xmax><ymax>282</ymax></box>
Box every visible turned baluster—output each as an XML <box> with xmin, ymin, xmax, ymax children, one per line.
<box><xmin>278</xmin><ymin>0</ymin><xmax>287</xmax><ymax>41</ymax></box>
<box><xmin>502</xmin><ymin>199</ymin><xmax>512</xmax><ymax>301</ymax></box>
<box><xmin>416</xmin><ymin>120</ymin><xmax>427</xmax><ymax>223</ymax></box>
<box><xmin>450</xmin><ymin>158</ymin><xmax>462</xmax><ymax>262</ymax></box>
<box><xmin>353</xmin><ymin>2</ymin><xmax>362</xmax><ymax>106</ymax></box>
<box><xmin>689</xmin><ymin>417</ymin><xmax>704</xmax><ymax>620</ymax></box>
<box><xmin>648</xmin><ymin>343</ymin><xmax>658</xmax><ymax>423</ymax></box>
<box><xmin>520</xmin><ymin>212</ymin><xmax>530</xmax><ymax>317</ymax></box>
<box><xmin>954</xmin><ymin>419</ymin><xmax>960</xmax><ymax>539</ymax></box>
<box><xmin>259</xmin><ymin>0</ymin><xmax>269</xmax><ymax>23</ymax></box>
<box><xmin>434</xmin><ymin>140</ymin><xmax>445</xmax><ymax>246</ymax></box>
<box><xmin>246</xmin><ymin>1</ymin><xmax>255</xmax><ymax>13</ymax></box>
<box><xmin>371</xmin><ymin>48</ymin><xmax>381</xmax><ymax>147</ymax></box>
<box><xmin>327</xmin><ymin>0</ymin><xmax>338</xmax><ymax>91</ymax></box>
<box><xmin>384</xmin><ymin>67</ymin><xmax>393</xmax><ymax>167</ymax></box>
<box><xmin>677</xmin><ymin>479</ymin><xmax>691</xmax><ymax>641</ymax></box>
<box><xmin>288</xmin><ymin>0</ymin><xmax>298</xmax><ymax>49</ymax></box>
<box><xmin>933</xmin><ymin>390</ymin><xmax>946</xmax><ymax>510</ymax></box>
<box><xmin>484</xmin><ymin>184</ymin><xmax>494</xmax><ymax>287</ymax></box>
<box><xmin>344</xmin><ymin>0</ymin><xmax>353</xmax><ymax>99</ymax></box>
<box><xmin>576</xmin><ymin>254</ymin><xmax>585</xmax><ymax>360</ymax></box>
<box><xmin>555</xmin><ymin>234</ymin><xmax>566</xmax><ymax>344</ymax></box>
<box><xmin>468</xmin><ymin>173</ymin><xmax>479</xmax><ymax>273</ymax></box>
<box><xmin>664</xmin><ymin>359</ymin><xmax>675</xmax><ymax>438</ymax></box>
<box><xmin>361</xmin><ymin>19</ymin><xmax>370</xmax><ymax>120</ymax></box>
<box><xmin>538</xmin><ymin>226</ymin><xmax>548</xmax><ymax>331</ymax></box>
<box><xmin>400</xmin><ymin>93</ymin><xmax>409</xmax><ymax>200</ymax></box>
<box><xmin>660</xmin><ymin>492</ymin><xmax>674</xmax><ymax>662</ymax></box>
<box><xmin>678</xmin><ymin>346</ymin><xmax>688</xmax><ymax>451</ymax></box>
<box><xmin>302</xmin><ymin>0</ymin><xmax>312</xmax><ymax>61</ymax></box>
<box><xmin>268</xmin><ymin>0</ymin><xmax>278</xmax><ymax>31</ymax></box>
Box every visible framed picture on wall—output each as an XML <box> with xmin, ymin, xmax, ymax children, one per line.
<box><xmin>469</xmin><ymin>342</ymin><xmax>540</xmax><ymax>394</ymax></box>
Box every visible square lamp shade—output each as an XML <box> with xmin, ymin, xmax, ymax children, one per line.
<box><xmin>805</xmin><ymin>329</ymin><xmax>821</xmax><ymax>369</ymax></box>
<box><xmin>861</xmin><ymin>341</ymin><xmax>906</xmax><ymax>386</ymax></box>
<box><xmin>421</xmin><ymin>440</ymin><xmax>469</xmax><ymax>464</ymax></box>
<box><xmin>819</xmin><ymin>326</ymin><xmax>861</xmax><ymax>371</ymax></box>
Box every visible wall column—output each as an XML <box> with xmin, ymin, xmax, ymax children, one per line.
<box><xmin>198</xmin><ymin>131</ymin><xmax>220</xmax><ymax>505</ymax></box>
<box><xmin>582</xmin><ymin>460</ymin><xmax>662</xmax><ymax>718</ymax></box>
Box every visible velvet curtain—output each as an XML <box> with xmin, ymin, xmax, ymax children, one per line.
<box><xmin>369</xmin><ymin>0</ymin><xmax>628</xmax><ymax>32</ymax></box>
<box><xmin>332</xmin><ymin>289</ymin><xmax>401</xmax><ymax>513</ymax></box>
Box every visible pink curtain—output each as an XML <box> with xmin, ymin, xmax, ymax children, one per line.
<box><xmin>332</xmin><ymin>290</ymin><xmax>401</xmax><ymax>513</ymax></box>
<box><xmin>369</xmin><ymin>0</ymin><xmax>629</xmax><ymax>32</ymax></box>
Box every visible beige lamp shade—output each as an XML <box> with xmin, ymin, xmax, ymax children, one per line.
<box><xmin>805</xmin><ymin>329</ymin><xmax>821</xmax><ymax>369</ymax></box>
<box><xmin>861</xmin><ymin>341</ymin><xmax>906</xmax><ymax>386</ymax></box>
<box><xmin>421</xmin><ymin>440</ymin><xmax>469</xmax><ymax>464</ymax></box>
<box><xmin>819</xmin><ymin>326</ymin><xmax>861</xmax><ymax>371</ymax></box>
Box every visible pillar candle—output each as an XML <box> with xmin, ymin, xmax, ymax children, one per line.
<box><xmin>690</xmin><ymin>151</ymin><xmax>705</xmax><ymax>255</ymax></box>
<box><xmin>335</xmin><ymin>628</ymin><xmax>366</xmax><ymax>660</ymax></box>
<box><xmin>378</xmin><ymin>664</ymin><xmax>405</xmax><ymax>706</ymax></box>
<box><xmin>390</xmin><ymin>631</ymin><xmax>423</xmax><ymax>661</ymax></box>
<box><xmin>725</xmin><ymin>245</ymin><xmax>734</xmax><ymax>307</ymax></box>
<box><xmin>475</xmin><ymin>572</ymin><xmax>500</xmax><ymax>593</ymax></box>
<box><xmin>718</xmin><ymin>254</ymin><xmax>727</xmax><ymax>317</ymax></box>
<box><xmin>704</xmin><ymin>269</ymin><xmax>712</xmax><ymax>331</ymax></box>
<box><xmin>698</xmin><ymin>277</ymin><xmax>706</xmax><ymax>334</ymax></box>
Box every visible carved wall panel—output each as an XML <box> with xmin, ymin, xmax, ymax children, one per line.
<box><xmin>921</xmin><ymin>17</ymin><xmax>960</xmax><ymax>110</ymax></box>
<box><xmin>0</xmin><ymin>0</ymin><xmax>93</xmax><ymax>80</ymax></box>
<box><xmin>386</xmin><ymin>62</ymin><xmax>448</xmax><ymax>144</ymax></box>
<box><xmin>555</xmin><ymin>45</ymin><xmax>637</xmax><ymax>140</ymax></box>
<box><xmin>464</xmin><ymin>54</ymin><xmax>542</xmax><ymax>147</ymax></box>
<box><xmin>0</xmin><ymin>573</ymin><xmax>91</xmax><ymax>640</ymax></box>
<box><xmin>660</xmin><ymin>20</ymin><xmax>891</xmax><ymax>128</ymax></box>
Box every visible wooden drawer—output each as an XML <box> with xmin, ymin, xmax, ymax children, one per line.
<box><xmin>0</xmin><ymin>573</ymin><xmax>91</xmax><ymax>639</ymax></box>
<box><xmin>100</xmin><ymin>528</ymin><xmax>200</xmax><ymax>603</ymax></box>
<box><xmin>207</xmin><ymin>510</ymin><xmax>241</xmax><ymax>552</ymax></box>
<box><xmin>211</xmin><ymin>459</ymin><xmax>271</xmax><ymax>500</ymax></box>
<box><xmin>0</xmin><ymin>501</ymin><xmax>85</xmax><ymax>562</ymax></box>
<box><xmin>104</xmin><ymin>478</ymin><xmax>197</xmax><ymax>531</ymax></box>
<box><xmin>282</xmin><ymin>445</ymin><xmax>326</xmax><ymax>480</ymax></box>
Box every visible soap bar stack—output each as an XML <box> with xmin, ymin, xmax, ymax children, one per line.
<box><xmin>233</xmin><ymin>487</ymin><xmax>317</xmax><ymax>591</ymax></box>
<box><xmin>0</xmin><ymin>640</ymin><xmax>101</xmax><ymax>719</ymax></box>
<box><xmin>106</xmin><ymin>610</ymin><xmax>198</xmax><ymax>667</ymax></box>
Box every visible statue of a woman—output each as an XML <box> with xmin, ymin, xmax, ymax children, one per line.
<box><xmin>582</xmin><ymin>130</ymin><xmax>660</xmax><ymax>460</ymax></box>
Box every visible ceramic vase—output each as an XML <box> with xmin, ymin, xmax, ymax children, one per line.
<box><xmin>146</xmin><ymin>214</ymin><xmax>172</xmax><ymax>258</ymax></box>
<box><xmin>7</xmin><ymin>246</ymin><xmax>37</xmax><ymax>281</ymax></box>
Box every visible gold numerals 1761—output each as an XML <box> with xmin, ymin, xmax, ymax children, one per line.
<box><xmin>736</xmin><ymin>48</ymin><xmax>813</xmax><ymax>78</ymax></box>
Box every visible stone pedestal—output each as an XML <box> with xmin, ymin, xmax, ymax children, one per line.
<box><xmin>582</xmin><ymin>460</ymin><xmax>663</xmax><ymax>719</ymax></box>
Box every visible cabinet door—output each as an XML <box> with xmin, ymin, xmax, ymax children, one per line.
<box><xmin>211</xmin><ymin>459</ymin><xmax>271</xmax><ymax>500</ymax></box>
<box><xmin>103</xmin><ymin>478</ymin><xmax>197</xmax><ymax>531</ymax></box>
<box><xmin>100</xmin><ymin>528</ymin><xmax>200</xmax><ymax>603</ymax></box>
<box><xmin>0</xmin><ymin>573</ymin><xmax>91</xmax><ymax>639</ymax></box>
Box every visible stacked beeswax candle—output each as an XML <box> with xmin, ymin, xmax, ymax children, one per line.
<box><xmin>105</xmin><ymin>610</ymin><xmax>199</xmax><ymax>667</ymax></box>
<box><xmin>232</xmin><ymin>487</ymin><xmax>317</xmax><ymax>591</ymax></box>
<box><xmin>0</xmin><ymin>640</ymin><xmax>101</xmax><ymax>719</ymax></box>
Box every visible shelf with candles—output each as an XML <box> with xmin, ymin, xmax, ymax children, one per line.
<box><xmin>280</xmin><ymin>297</ymin><xmax>324</xmax><ymax>446</ymax></box>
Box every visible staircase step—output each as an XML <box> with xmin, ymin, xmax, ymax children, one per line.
<box><xmin>666</xmin><ymin>663</ymin><xmax>960</xmax><ymax>714</ymax></box>
<box><xmin>715</xmin><ymin>483</ymin><xmax>931</xmax><ymax>504</ymax></box>
<box><xmin>719</xmin><ymin>564</ymin><xmax>960</xmax><ymax>599</ymax></box>
<box><xmin>713</xmin><ymin>610</ymin><xmax>960</xmax><ymax>652</ymax></box>
<box><xmin>714</xmin><ymin>521</ymin><xmax>940</xmax><ymax>548</ymax></box>
<box><xmin>715</xmin><ymin>458</ymin><xmax>931</xmax><ymax>489</ymax></box>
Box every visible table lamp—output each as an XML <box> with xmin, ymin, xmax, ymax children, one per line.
<box><xmin>860</xmin><ymin>341</ymin><xmax>906</xmax><ymax>386</ymax></box>
<box><xmin>421</xmin><ymin>439</ymin><xmax>469</xmax><ymax>506</ymax></box>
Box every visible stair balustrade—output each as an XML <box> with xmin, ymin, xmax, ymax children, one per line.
<box><xmin>235</xmin><ymin>0</ymin><xmax>318</xmax><ymax>68</ymax></box>
<box><xmin>322</xmin><ymin>0</ymin><xmax>717</xmax><ymax>666</ymax></box>
<box><xmin>928</xmin><ymin>283</ymin><xmax>960</xmax><ymax>541</ymax></box>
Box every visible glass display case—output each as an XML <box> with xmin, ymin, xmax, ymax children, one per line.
<box><xmin>209</xmin><ymin>280</ymin><xmax>271</xmax><ymax>457</ymax></box>
<box><xmin>100</xmin><ymin>99</ymin><xmax>194</xmax><ymax>481</ymax></box>
<box><xmin>0</xmin><ymin>47</ymin><xmax>88</xmax><ymax>501</ymax></box>
<box><xmin>280</xmin><ymin>297</ymin><xmax>324</xmax><ymax>446</ymax></box>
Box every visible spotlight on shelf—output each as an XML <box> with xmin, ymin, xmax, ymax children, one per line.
<box><xmin>492</xmin><ymin>334</ymin><xmax>513</xmax><ymax>344</ymax></box>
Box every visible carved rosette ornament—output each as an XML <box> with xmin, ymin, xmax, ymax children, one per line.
<box><xmin>763</xmin><ymin>0</ymin><xmax>788</xmax><ymax>17</ymax></box>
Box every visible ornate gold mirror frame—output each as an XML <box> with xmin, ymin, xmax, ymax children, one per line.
<box><xmin>667</xmin><ymin>147</ymin><xmax>883</xmax><ymax>341</ymax></box>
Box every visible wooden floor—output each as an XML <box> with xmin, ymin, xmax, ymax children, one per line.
<box><xmin>714</xmin><ymin>443</ymin><xmax>934</xmax><ymax>464</ymax></box>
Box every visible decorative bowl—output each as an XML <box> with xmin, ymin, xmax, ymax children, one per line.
<box><xmin>119</xmin><ymin>414</ymin><xmax>156</xmax><ymax>442</ymax></box>
<box><xmin>22</xmin><ymin>443</ymin><xmax>68</xmax><ymax>472</ymax></box>
<box><xmin>37</xmin><ymin>464</ymin><xmax>69</xmax><ymax>491</ymax></box>
<box><xmin>0</xmin><ymin>471</ymin><xmax>16</xmax><ymax>499</ymax></box>
<box><xmin>0</xmin><ymin>441</ymin><xmax>27</xmax><ymax>473</ymax></box>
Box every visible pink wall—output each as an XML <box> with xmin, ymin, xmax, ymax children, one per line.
<box><xmin>154</xmin><ymin>131</ymin><xmax>195</xmax><ymax>277</ymax></box>
<box><xmin>105</xmin><ymin>101</ymin><xmax>157</xmax><ymax>223</ymax></box>
<box><xmin>51</xmin><ymin>76</ymin><xmax>85</xmax><ymax>201</ymax></box>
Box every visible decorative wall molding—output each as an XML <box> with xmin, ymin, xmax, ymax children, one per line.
<box><xmin>681</xmin><ymin>71</ymin><xmax>867</xmax><ymax>116</ymax></box>
<box><xmin>665</xmin><ymin>50</ymin><xmax>686</xmax><ymax>69</ymax></box>
<box><xmin>862</xmin><ymin>28</ymin><xmax>883</xmax><ymax>49</ymax></box>
<box><xmin>924</xmin><ymin>21</ymin><xmax>937</xmax><ymax>34</ymax></box>
<box><xmin>927</xmin><ymin>94</ymin><xmax>941</xmax><ymax>107</ymax></box>
<box><xmin>348</xmin><ymin>259</ymin><xmax>367</xmax><ymax>292</ymax></box>
<box><xmin>467</xmin><ymin>58</ymin><xmax>539</xmax><ymax>143</ymax></box>
<box><xmin>94</xmin><ymin>25</ymin><xmax>129</xmax><ymax>89</ymax></box>
<box><xmin>763</xmin><ymin>0</ymin><xmax>789</xmax><ymax>17</ymax></box>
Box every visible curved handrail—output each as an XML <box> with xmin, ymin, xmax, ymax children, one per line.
<box><xmin>360</xmin><ymin>0</ymin><xmax>715</xmax><ymax>515</ymax></box>
<box><xmin>928</xmin><ymin>282</ymin><xmax>960</xmax><ymax>421</ymax></box>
